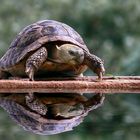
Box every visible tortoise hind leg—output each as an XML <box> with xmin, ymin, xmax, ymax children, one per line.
<box><xmin>25</xmin><ymin>47</ymin><xmax>48</xmax><ymax>81</ymax></box>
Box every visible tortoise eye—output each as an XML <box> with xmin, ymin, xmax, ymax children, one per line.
<box><xmin>68</xmin><ymin>50</ymin><xmax>75</xmax><ymax>56</ymax></box>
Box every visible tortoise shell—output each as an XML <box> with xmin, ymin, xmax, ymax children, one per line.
<box><xmin>0</xmin><ymin>20</ymin><xmax>88</xmax><ymax>69</ymax></box>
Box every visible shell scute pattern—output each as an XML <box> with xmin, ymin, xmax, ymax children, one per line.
<box><xmin>41</xmin><ymin>25</ymin><xmax>58</xmax><ymax>36</ymax></box>
<box><xmin>61</xmin><ymin>23</ymin><xmax>85</xmax><ymax>45</ymax></box>
<box><xmin>0</xmin><ymin>20</ymin><xmax>88</xmax><ymax>69</ymax></box>
<box><xmin>16</xmin><ymin>25</ymin><xmax>43</xmax><ymax>49</ymax></box>
<box><xmin>10</xmin><ymin>24</ymin><xmax>36</xmax><ymax>48</ymax></box>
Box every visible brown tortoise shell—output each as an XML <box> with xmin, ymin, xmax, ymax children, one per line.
<box><xmin>0</xmin><ymin>20</ymin><xmax>89</xmax><ymax>69</ymax></box>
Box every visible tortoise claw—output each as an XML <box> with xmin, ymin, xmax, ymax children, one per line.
<box><xmin>25</xmin><ymin>66</ymin><xmax>35</xmax><ymax>81</ymax></box>
<box><xmin>98</xmin><ymin>72</ymin><xmax>103</xmax><ymax>81</ymax></box>
<box><xmin>98</xmin><ymin>65</ymin><xmax>105</xmax><ymax>80</ymax></box>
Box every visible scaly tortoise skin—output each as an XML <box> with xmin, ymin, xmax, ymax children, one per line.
<box><xmin>0</xmin><ymin>93</ymin><xmax>104</xmax><ymax>135</ymax></box>
<box><xmin>0</xmin><ymin>20</ymin><xmax>105</xmax><ymax>80</ymax></box>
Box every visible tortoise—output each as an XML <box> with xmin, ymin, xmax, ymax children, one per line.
<box><xmin>0</xmin><ymin>93</ymin><xmax>104</xmax><ymax>135</ymax></box>
<box><xmin>0</xmin><ymin>20</ymin><xmax>105</xmax><ymax>81</ymax></box>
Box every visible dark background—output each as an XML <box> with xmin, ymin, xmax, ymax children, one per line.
<box><xmin>0</xmin><ymin>0</ymin><xmax>140</xmax><ymax>140</ymax></box>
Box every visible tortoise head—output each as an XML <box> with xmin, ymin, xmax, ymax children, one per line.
<box><xmin>56</xmin><ymin>44</ymin><xmax>84</xmax><ymax>65</ymax></box>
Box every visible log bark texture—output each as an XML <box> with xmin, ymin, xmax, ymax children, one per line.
<box><xmin>0</xmin><ymin>76</ymin><xmax>140</xmax><ymax>93</ymax></box>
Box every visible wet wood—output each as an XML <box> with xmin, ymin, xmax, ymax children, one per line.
<box><xmin>0</xmin><ymin>76</ymin><xmax>140</xmax><ymax>93</ymax></box>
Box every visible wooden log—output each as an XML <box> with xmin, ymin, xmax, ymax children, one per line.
<box><xmin>0</xmin><ymin>76</ymin><xmax>140</xmax><ymax>93</ymax></box>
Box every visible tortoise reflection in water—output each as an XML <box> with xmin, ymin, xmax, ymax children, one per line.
<box><xmin>0</xmin><ymin>93</ymin><xmax>104</xmax><ymax>135</ymax></box>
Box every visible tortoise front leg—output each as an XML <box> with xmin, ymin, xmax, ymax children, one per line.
<box><xmin>83</xmin><ymin>52</ymin><xmax>105</xmax><ymax>80</ymax></box>
<box><xmin>25</xmin><ymin>47</ymin><xmax>48</xmax><ymax>81</ymax></box>
<box><xmin>84</xmin><ymin>93</ymin><xmax>105</xmax><ymax>111</ymax></box>
<box><xmin>25</xmin><ymin>92</ymin><xmax>47</xmax><ymax>115</ymax></box>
